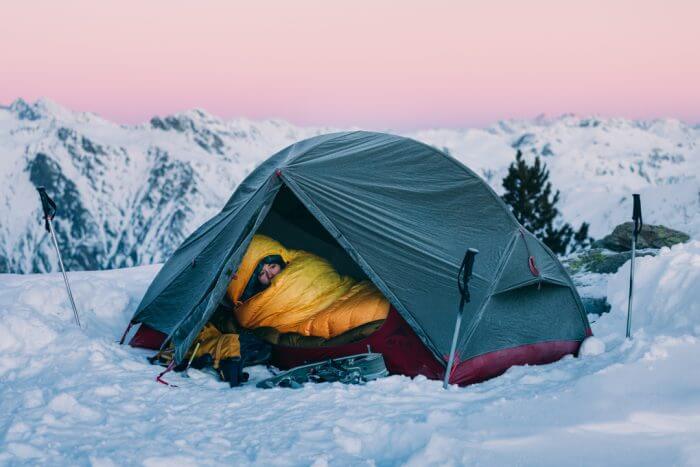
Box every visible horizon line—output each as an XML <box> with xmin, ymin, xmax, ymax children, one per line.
<box><xmin>3</xmin><ymin>96</ymin><xmax>699</xmax><ymax>132</ymax></box>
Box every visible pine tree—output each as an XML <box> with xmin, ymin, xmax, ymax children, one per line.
<box><xmin>501</xmin><ymin>150</ymin><xmax>592</xmax><ymax>254</ymax></box>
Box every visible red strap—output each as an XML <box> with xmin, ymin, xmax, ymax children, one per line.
<box><xmin>528</xmin><ymin>256</ymin><xmax>540</xmax><ymax>277</ymax></box>
<box><xmin>520</xmin><ymin>229</ymin><xmax>541</xmax><ymax>278</ymax></box>
<box><xmin>441</xmin><ymin>355</ymin><xmax>462</xmax><ymax>385</ymax></box>
<box><xmin>156</xmin><ymin>360</ymin><xmax>178</xmax><ymax>387</ymax></box>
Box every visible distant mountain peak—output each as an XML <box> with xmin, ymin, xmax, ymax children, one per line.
<box><xmin>9</xmin><ymin>97</ymin><xmax>43</xmax><ymax>121</ymax></box>
<box><xmin>0</xmin><ymin>99</ymin><xmax>697</xmax><ymax>273</ymax></box>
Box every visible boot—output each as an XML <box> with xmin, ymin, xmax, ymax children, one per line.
<box><xmin>218</xmin><ymin>357</ymin><xmax>249</xmax><ymax>387</ymax></box>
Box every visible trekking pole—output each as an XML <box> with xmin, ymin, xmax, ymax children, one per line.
<box><xmin>182</xmin><ymin>342</ymin><xmax>201</xmax><ymax>378</ymax></box>
<box><xmin>443</xmin><ymin>248</ymin><xmax>478</xmax><ymax>389</ymax></box>
<box><xmin>626</xmin><ymin>194</ymin><xmax>642</xmax><ymax>339</ymax></box>
<box><xmin>37</xmin><ymin>187</ymin><xmax>81</xmax><ymax>328</ymax></box>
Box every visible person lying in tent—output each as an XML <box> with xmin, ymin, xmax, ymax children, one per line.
<box><xmin>183</xmin><ymin>234</ymin><xmax>390</xmax><ymax>387</ymax></box>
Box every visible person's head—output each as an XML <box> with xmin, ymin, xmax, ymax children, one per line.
<box><xmin>258</xmin><ymin>262</ymin><xmax>281</xmax><ymax>285</ymax></box>
<box><xmin>256</xmin><ymin>255</ymin><xmax>286</xmax><ymax>286</ymax></box>
<box><xmin>239</xmin><ymin>254</ymin><xmax>287</xmax><ymax>302</ymax></box>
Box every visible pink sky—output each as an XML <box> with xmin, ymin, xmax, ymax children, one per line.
<box><xmin>1</xmin><ymin>0</ymin><xmax>699</xmax><ymax>129</ymax></box>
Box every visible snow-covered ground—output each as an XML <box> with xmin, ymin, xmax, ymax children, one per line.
<box><xmin>1</xmin><ymin>242</ymin><xmax>699</xmax><ymax>466</ymax></box>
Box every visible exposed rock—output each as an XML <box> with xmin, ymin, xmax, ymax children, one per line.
<box><xmin>511</xmin><ymin>133</ymin><xmax>535</xmax><ymax>149</ymax></box>
<box><xmin>9</xmin><ymin>98</ymin><xmax>42</xmax><ymax>121</ymax></box>
<box><xmin>563</xmin><ymin>248</ymin><xmax>656</xmax><ymax>275</ymax></box>
<box><xmin>593</xmin><ymin>222</ymin><xmax>690</xmax><ymax>252</ymax></box>
<box><xmin>581</xmin><ymin>297</ymin><xmax>611</xmax><ymax>316</ymax></box>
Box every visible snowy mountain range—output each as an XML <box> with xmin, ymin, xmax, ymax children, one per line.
<box><xmin>1</xmin><ymin>98</ymin><xmax>698</xmax><ymax>273</ymax></box>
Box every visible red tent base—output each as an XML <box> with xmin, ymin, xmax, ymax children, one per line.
<box><xmin>448</xmin><ymin>339</ymin><xmax>582</xmax><ymax>385</ymax></box>
<box><xmin>272</xmin><ymin>307</ymin><xmax>445</xmax><ymax>380</ymax></box>
<box><xmin>128</xmin><ymin>307</ymin><xmax>584</xmax><ymax>386</ymax></box>
<box><xmin>129</xmin><ymin>323</ymin><xmax>167</xmax><ymax>350</ymax></box>
<box><xmin>271</xmin><ymin>307</ymin><xmax>584</xmax><ymax>386</ymax></box>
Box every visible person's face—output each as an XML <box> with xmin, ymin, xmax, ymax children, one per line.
<box><xmin>258</xmin><ymin>263</ymin><xmax>282</xmax><ymax>285</ymax></box>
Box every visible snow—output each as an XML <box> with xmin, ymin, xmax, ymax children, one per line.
<box><xmin>578</xmin><ymin>336</ymin><xmax>606</xmax><ymax>357</ymax></box>
<box><xmin>1</xmin><ymin>242</ymin><xmax>699</xmax><ymax>465</ymax></box>
<box><xmin>0</xmin><ymin>98</ymin><xmax>332</xmax><ymax>273</ymax></box>
<box><xmin>606</xmin><ymin>242</ymin><xmax>700</xmax><ymax>337</ymax></box>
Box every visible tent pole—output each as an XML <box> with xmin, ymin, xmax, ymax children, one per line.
<box><xmin>443</xmin><ymin>248</ymin><xmax>478</xmax><ymax>389</ymax></box>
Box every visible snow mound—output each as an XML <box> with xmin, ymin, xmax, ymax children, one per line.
<box><xmin>579</xmin><ymin>336</ymin><xmax>606</xmax><ymax>357</ymax></box>
<box><xmin>1</xmin><ymin>245</ymin><xmax>699</xmax><ymax>465</ymax></box>
<box><xmin>605</xmin><ymin>240</ymin><xmax>700</xmax><ymax>337</ymax></box>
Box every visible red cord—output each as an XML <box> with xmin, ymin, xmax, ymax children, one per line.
<box><xmin>156</xmin><ymin>360</ymin><xmax>178</xmax><ymax>387</ymax></box>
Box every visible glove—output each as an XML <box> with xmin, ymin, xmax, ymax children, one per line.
<box><xmin>218</xmin><ymin>357</ymin><xmax>249</xmax><ymax>387</ymax></box>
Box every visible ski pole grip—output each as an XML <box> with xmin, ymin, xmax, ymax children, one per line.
<box><xmin>632</xmin><ymin>193</ymin><xmax>642</xmax><ymax>236</ymax></box>
<box><xmin>463</xmin><ymin>248</ymin><xmax>478</xmax><ymax>278</ymax></box>
<box><xmin>457</xmin><ymin>248</ymin><xmax>479</xmax><ymax>302</ymax></box>
<box><xmin>37</xmin><ymin>187</ymin><xmax>57</xmax><ymax>232</ymax></box>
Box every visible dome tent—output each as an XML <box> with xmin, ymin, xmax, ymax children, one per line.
<box><xmin>127</xmin><ymin>131</ymin><xmax>591</xmax><ymax>386</ymax></box>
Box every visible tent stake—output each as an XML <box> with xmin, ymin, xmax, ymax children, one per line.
<box><xmin>443</xmin><ymin>248</ymin><xmax>478</xmax><ymax>389</ymax></box>
<box><xmin>626</xmin><ymin>194</ymin><xmax>642</xmax><ymax>339</ymax></box>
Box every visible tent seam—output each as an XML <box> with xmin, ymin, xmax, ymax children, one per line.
<box><xmin>133</xmin><ymin>208</ymin><xmax>236</xmax><ymax>323</ymax></box>
<box><xmin>399</xmin><ymin>134</ymin><xmax>591</xmax><ymax>338</ymax></box>
<box><xmin>172</xmin><ymin>182</ymin><xmax>283</xmax><ymax>362</ymax></box>
<box><xmin>529</xmin><ymin>235</ymin><xmax>590</xmax><ymax>329</ymax></box>
<box><xmin>460</xmin><ymin>229</ymin><xmax>520</xmax><ymax>352</ymax></box>
<box><xmin>140</xmin><ymin>131</ymin><xmax>359</xmax><ymax>341</ymax></box>
<box><xmin>139</xmin><ymin>176</ymin><xmax>275</xmax><ymax>330</ymax></box>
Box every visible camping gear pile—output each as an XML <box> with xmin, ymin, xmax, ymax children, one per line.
<box><xmin>257</xmin><ymin>351</ymin><xmax>388</xmax><ymax>389</ymax></box>
<box><xmin>122</xmin><ymin>131</ymin><xmax>591</xmax><ymax>387</ymax></box>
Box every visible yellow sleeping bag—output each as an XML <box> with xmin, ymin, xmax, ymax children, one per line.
<box><xmin>227</xmin><ymin>235</ymin><xmax>389</xmax><ymax>339</ymax></box>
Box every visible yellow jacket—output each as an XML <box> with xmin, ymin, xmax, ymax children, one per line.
<box><xmin>227</xmin><ymin>235</ymin><xmax>389</xmax><ymax>339</ymax></box>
